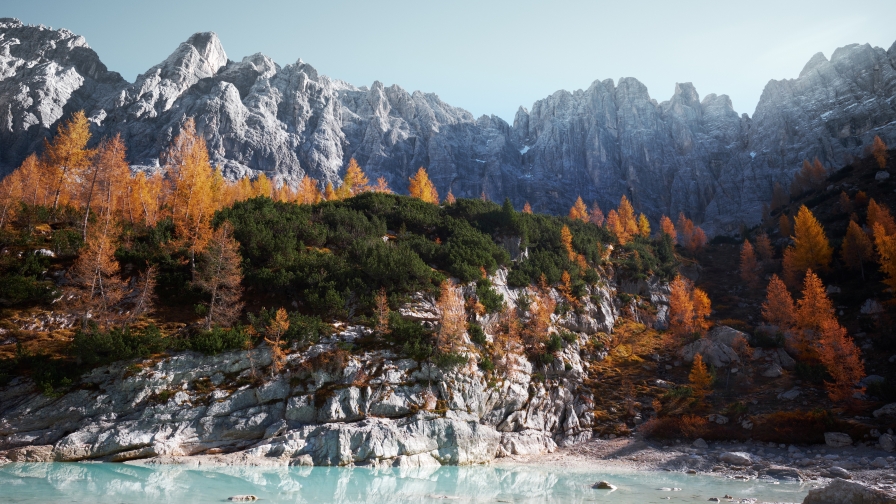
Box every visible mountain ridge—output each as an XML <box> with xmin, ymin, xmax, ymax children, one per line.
<box><xmin>1</xmin><ymin>17</ymin><xmax>895</xmax><ymax>233</ymax></box>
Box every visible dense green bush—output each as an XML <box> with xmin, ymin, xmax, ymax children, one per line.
<box><xmin>183</xmin><ymin>326</ymin><xmax>251</xmax><ymax>355</ymax></box>
<box><xmin>387</xmin><ymin>312</ymin><xmax>432</xmax><ymax>361</ymax></box>
<box><xmin>70</xmin><ymin>324</ymin><xmax>168</xmax><ymax>366</ymax></box>
<box><xmin>476</xmin><ymin>278</ymin><xmax>504</xmax><ymax>313</ymax></box>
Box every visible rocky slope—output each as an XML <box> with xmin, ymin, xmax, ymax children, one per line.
<box><xmin>0</xmin><ymin>271</ymin><xmax>625</xmax><ymax>466</ymax></box>
<box><xmin>1</xmin><ymin>17</ymin><xmax>896</xmax><ymax>231</ymax></box>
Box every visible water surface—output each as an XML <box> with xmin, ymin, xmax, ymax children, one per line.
<box><xmin>0</xmin><ymin>462</ymin><xmax>810</xmax><ymax>503</ymax></box>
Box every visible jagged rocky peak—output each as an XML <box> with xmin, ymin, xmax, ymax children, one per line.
<box><xmin>0</xmin><ymin>21</ymin><xmax>895</xmax><ymax>232</ymax></box>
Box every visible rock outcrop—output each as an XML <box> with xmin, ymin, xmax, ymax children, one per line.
<box><xmin>2</xmin><ymin>18</ymin><xmax>896</xmax><ymax>232</ymax></box>
<box><xmin>0</xmin><ymin>328</ymin><xmax>598</xmax><ymax>466</ymax></box>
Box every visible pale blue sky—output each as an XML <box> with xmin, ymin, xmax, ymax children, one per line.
<box><xmin>3</xmin><ymin>0</ymin><xmax>894</xmax><ymax>121</ymax></box>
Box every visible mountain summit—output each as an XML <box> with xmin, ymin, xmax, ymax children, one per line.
<box><xmin>1</xmin><ymin>17</ymin><xmax>895</xmax><ymax>231</ymax></box>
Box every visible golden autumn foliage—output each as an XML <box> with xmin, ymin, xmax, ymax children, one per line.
<box><xmin>873</xmin><ymin>135</ymin><xmax>889</xmax><ymax>169</ymax></box>
<box><xmin>793</xmin><ymin>270</ymin><xmax>836</xmax><ymax>358</ymax></box>
<box><xmin>841</xmin><ymin>220</ymin><xmax>874</xmax><ymax>278</ymax></box>
<box><xmin>522</xmin><ymin>288</ymin><xmax>555</xmax><ymax>357</ymax></box>
<box><xmin>660</xmin><ymin>215</ymin><xmax>676</xmax><ymax>243</ymax></box>
<box><xmin>338</xmin><ymin>158</ymin><xmax>370</xmax><ymax>198</ymax></box>
<box><xmin>522</xmin><ymin>201</ymin><xmax>532</xmax><ymax>214</ymax></box>
<box><xmin>324</xmin><ymin>182</ymin><xmax>337</xmax><ymax>201</ymax></box>
<box><xmin>616</xmin><ymin>195</ymin><xmax>639</xmax><ymax>243</ymax></box>
<box><xmin>754</xmin><ymin>232</ymin><xmax>774</xmax><ymax>263</ymax></box>
<box><xmin>677</xmin><ymin>213</ymin><xmax>706</xmax><ymax>252</ymax></box>
<box><xmin>637</xmin><ymin>213</ymin><xmax>650</xmax><ymax>238</ymax></box>
<box><xmin>568</xmin><ymin>196</ymin><xmax>588</xmax><ymax>222</ymax></box>
<box><xmin>164</xmin><ymin>118</ymin><xmax>216</xmax><ymax>258</ymax></box>
<box><xmin>873</xmin><ymin>222</ymin><xmax>896</xmax><ymax>292</ymax></box>
<box><xmin>867</xmin><ymin>199</ymin><xmax>896</xmax><ymax>237</ymax></box>
<box><xmin>761</xmin><ymin>274</ymin><xmax>795</xmax><ymax>331</ymax></box>
<box><xmin>296</xmin><ymin>176</ymin><xmax>323</xmax><ymax>205</ymax></box>
<box><xmin>779</xmin><ymin>213</ymin><xmax>792</xmax><ymax>238</ymax></box>
<box><xmin>589</xmin><ymin>202</ymin><xmax>604</xmax><ymax>226</ymax></box>
<box><xmin>790</xmin><ymin>158</ymin><xmax>827</xmax><ymax>195</ymax></box>
<box><xmin>444</xmin><ymin>190</ymin><xmax>456</xmax><ymax>205</ymax></box>
<box><xmin>688</xmin><ymin>353</ymin><xmax>713</xmax><ymax>402</ymax></box>
<box><xmin>372</xmin><ymin>176</ymin><xmax>392</xmax><ymax>194</ymax></box>
<box><xmin>374</xmin><ymin>287</ymin><xmax>390</xmax><ymax>335</ymax></box>
<box><xmin>817</xmin><ymin>317</ymin><xmax>865</xmax><ymax>402</ymax></box>
<box><xmin>81</xmin><ymin>134</ymin><xmax>130</xmax><ymax>239</ymax></box>
<box><xmin>265</xmin><ymin>308</ymin><xmax>290</xmax><ymax>376</ymax></box>
<box><xmin>408</xmin><ymin>167</ymin><xmax>439</xmax><ymax>204</ymax></box>
<box><xmin>492</xmin><ymin>305</ymin><xmax>523</xmax><ymax>375</ymax></box>
<box><xmin>782</xmin><ymin>206</ymin><xmax>831</xmax><ymax>285</ymax></box>
<box><xmin>43</xmin><ymin>110</ymin><xmax>93</xmax><ymax>210</ymax></box>
<box><xmin>193</xmin><ymin>222</ymin><xmax>244</xmax><ymax>330</ymax></box>
<box><xmin>688</xmin><ymin>227</ymin><xmax>707</xmax><ymax>254</ymax></box>
<box><xmin>739</xmin><ymin>239</ymin><xmax>760</xmax><ymax>288</ymax></box>
<box><xmin>668</xmin><ymin>275</ymin><xmax>711</xmax><ymax>340</ymax></box>
<box><xmin>435</xmin><ymin>280</ymin><xmax>468</xmax><ymax>357</ymax></box>
<box><xmin>560</xmin><ymin>225</ymin><xmax>575</xmax><ymax>260</ymax></box>
<box><xmin>839</xmin><ymin>191</ymin><xmax>852</xmax><ymax>214</ymax></box>
<box><xmin>67</xmin><ymin>213</ymin><xmax>125</xmax><ymax>329</ymax></box>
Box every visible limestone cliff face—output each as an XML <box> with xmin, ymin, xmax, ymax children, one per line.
<box><xmin>2</xmin><ymin>17</ymin><xmax>895</xmax><ymax>232</ymax></box>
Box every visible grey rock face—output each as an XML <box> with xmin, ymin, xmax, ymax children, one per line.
<box><xmin>1</xmin><ymin>18</ymin><xmax>896</xmax><ymax>231</ymax></box>
<box><xmin>802</xmin><ymin>478</ymin><xmax>896</xmax><ymax>504</ymax></box>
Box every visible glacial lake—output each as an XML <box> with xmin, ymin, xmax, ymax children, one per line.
<box><xmin>0</xmin><ymin>462</ymin><xmax>811</xmax><ymax>503</ymax></box>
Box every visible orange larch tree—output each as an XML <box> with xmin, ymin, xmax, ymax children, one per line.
<box><xmin>251</xmin><ymin>173</ymin><xmax>273</xmax><ymax>199</ymax></box>
<box><xmin>677</xmin><ymin>213</ymin><xmax>695</xmax><ymax>248</ymax></box>
<box><xmin>80</xmin><ymin>134</ymin><xmax>130</xmax><ymax>239</ymax></box>
<box><xmin>522</xmin><ymin>201</ymin><xmax>533</xmax><ymax>214</ymax></box>
<box><xmin>817</xmin><ymin>317</ymin><xmax>865</xmax><ymax>402</ymax></box>
<box><xmin>637</xmin><ymin>213</ymin><xmax>651</xmax><ymax>238</ymax></box>
<box><xmin>324</xmin><ymin>182</ymin><xmax>338</xmax><ymax>201</ymax></box>
<box><xmin>192</xmin><ymin>222</ymin><xmax>244</xmax><ymax>330</ymax></box>
<box><xmin>867</xmin><ymin>199</ymin><xmax>896</xmax><ymax>237</ymax></box>
<box><xmin>163</xmin><ymin>118</ymin><xmax>216</xmax><ymax>262</ymax></box>
<box><xmin>589</xmin><ymin>202</ymin><xmax>604</xmax><ymax>227</ymax></box>
<box><xmin>688</xmin><ymin>227</ymin><xmax>708</xmax><ymax>254</ymax></box>
<box><xmin>435</xmin><ymin>280</ymin><xmax>468</xmax><ymax>358</ymax></box>
<box><xmin>617</xmin><ymin>195</ymin><xmax>639</xmax><ymax>240</ymax></box>
<box><xmin>754</xmin><ymin>232</ymin><xmax>774</xmax><ymax>263</ymax></box>
<box><xmin>689</xmin><ymin>353</ymin><xmax>713</xmax><ymax>402</ymax></box>
<box><xmin>372</xmin><ymin>176</ymin><xmax>392</xmax><ymax>194</ymax></box>
<box><xmin>761</xmin><ymin>274</ymin><xmax>795</xmax><ymax>332</ymax></box>
<box><xmin>873</xmin><ymin>222</ymin><xmax>896</xmax><ymax>292</ymax></box>
<box><xmin>660</xmin><ymin>215</ymin><xmax>676</xmax><ymax>243</ymax></box>
<box><xmin>43</xmin><ymin>110</ymin><xmax>93</xmax><ymax>210</ymax></box>
<box><xmin>560</xmin><ymin>225</ymin><xmax>575</xmax><ymax>260</ymax></box>
<box><xmin>739</xmin><ymin>239</ymin><xmax>760</xmax><ymax>288</ymax></box>
<box><xmin>569</xmin><ymin>196</ymin><xmax>589</xmax><ymax>222</ymax></box>
<box><xmin>783</xmin><ymin>205</ymin><xmax>832</xmax><ymax>285</ymax></box>
<box><xmin>265</xmin><ymin>307</ymin><xmax>290</xmax><ymax>376</ymax></box>
<box><xmin>841</xmin><ymin>220</ymin><xmax>874</xmax><ymax>279</ymax></box>
<box><xmin>408</xmin><ymin>167</ymin><xmax>439</xmax><ymax>204</ymax></box>
<box><xmin>839</xmin><ymin>191</ymin><xmax>852</xmax><ymax>214</ymax></box>
<box><xmin>295</xmin><ymin>175</ymin><xmax>322</xmax><ymax>205</ymax></box>
<box><xmin>872</xmin><ymin>135</ymin><xmax>889</xmax><ymax>169</ymax></box>
<box><xmin>793</xmin><ymin>270</ymin><xmax>835</xmax><ymax>358</ymax></box>
<box><xmin>669</xmin><ymin>275</ymin><xmax>696</xmax><ymax>340</ymax></box>
<box><xmin>338</xmin><ymin>158</ymin><xmax>371</xmax><ymax>198</ymax></box>
<box><xmin>606</xmin><ymin>209</ymin><xmax>623</xmax><ymax>243</ymax></box>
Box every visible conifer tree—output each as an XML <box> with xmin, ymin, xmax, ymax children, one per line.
<box><xmin>338</xmin><ymin>158</ymin><xmax>370</xmax><ymax>198</ymax></box>
<box><xmin>265</xmin><ymin>308</ymin><xmax>289</xmax><ymax>376</ymax></box>
<box><xmin>739</xmin><ymin>239</ymin><xmax>760</xmax><ymax>288</ymax></box>
<box><xmin>569</xmin><ymin>196</ymin><xmax>588</xmax><ymax>222</ymax></box>
<box><xmin>558</xmin><ymin>270</ymin><xmax>575</xmax><ymax>304</ymax></box>
<box><xmin>44</xmin><ymin>110</ymin><xmax>93</xmax><ymax>210</ymax></box>
<box><xmin>841</xmin><ymin>220</ymin><xmax>874</xmax><ymax>279</ymax></box>
<box><xmin>688</xmin><ymin>227</ymin><xmax>708</xmax><ymax>254</ymax></box>
<box><xmin>872</xmin><ymin>135</ymin><xmax>889</xmax><ymax>169</ymax></box>
<box><xmin>637</xmin><ymin>214</ymin><xmax>651</xmax><ymax>238</ymax></box>
<box><xmin>522</xmin><ymin>201</ymin><xmax>533</xmax><ymax>214</ymax></box>
<box><xmin>817</xmin><ymin>317</ymin><xmax>865</xmax><ymax>402</ymax></box>
<box><xmin>660</xmin><ymin>215</ymin><xmax>676</xmax><ymax>243</ymax></box>
<box><xmin>618</xmin><ymin>195</ymin><xmax>639</xmax><ymax>241</ymax></box>
<box><xmin>560</xmin><ymin>225</ymin><xmax>575</xmax><ymax>260</ymax></box>
<box><xmin>296</xmin><ymin>176</ymin><xmax>322</xmax><ymax>205</ymax></box>
<box><xmin>761</xmin><ymin>274</ymin><xmax>795</xmax><ymax>331</ymax></box>
<box><xmin>67</xmin><ymin>211</ymin><xmax>125</xmax><ymax>329</ymax></box>
<box><xmin>669</xmin><ymin>275</ymin><xmax>696</xmax><ymax>339</ymax></box>
<box><xmin>692</xmin><ymin>287</ymin><xmax>712</xmax><ymax>333</ymax></box>
<box><xmin>435</xmin><ymin>280</ymin><xmax>468</xmax><ymax>357</ymax></box>
<box><xmin>867</xmin><ymin>199</ymin><xmax>896</xmax><ymax>237</ymax></box>
<box><xmin>163</xmin><ymin>118</ymin><xmax>216</xmax><ymax>261</ymax></box>
<box><xmin>783</xmin><ymin>206</ymin><xmax>831</xmax><ymax>284</ymax></box>
<box><xmin>408</xmin><ymin>167</ymin><xmax>439</xmax><ymax>204</ymax></box>
<box><xmin>754</xmin><ymin>232</ymin><xmax>774</xmax><ymax>263</ymax></box>
<box><xmin>81</xmin><ymin>134</ymin><xmax>129</xmax><ymax>240</ymax></box>
<box><xmin>873</xmin><ymin>222</ymin><xmax>896</xmax><ymax>292</ymax></box>
<box><xmin>589</xmin><ymin>202</ymin><xmax>604</xmax><ymax>226</ymax></box>
<box><xmin>193</xmin><ymin>222</ymin><xmax>244</xmax><ymax>330</ymax></box>
<box><xmin>372</xmin><ymin>176</ymin><xmax>392</xmax><ymax>194</ymax></box>
<box><xmin>689</xmin><ymin>353</ymin><xmax>713</xmax><ymax>401</ymax></box>
<box><xmin>374</xmin><ymin>287</ymin><xmax>390</xmax><ymax>335</ymax></box>
<box><xmin>677</xmin><ymin>213</ymin><xmax>695</xmax><ymax>248</ymax></box>
<box><xmin>779</xmin><ymin>213</ymin><xmax>792</xmax><ymax>238</ymax></box>
<box><xmin>523</xmin><ymin>287</ymin><xmax>555</xmax><ymax>357</ymax></box>
<box><xmin>793</xmin><ymin>270</ymin><xmax>835</xmax><ymax>358</ymax></box>
<box><xmin>444</xmin><ymin>190</ymin><xmax>456</xmax><ymax>204</ymax></box>
<box><xmin>606</xmin><ymin>210</ymin><xmax>624</xmax><ymax>243</ymax></box>
<box><xmin>128</xmin><ymin>172</ymin><xmax>164</xmax><ymax>226</ymax></box>
<box><xmin>0</xmin><ymin>161</ymin><xmax>26</xmax><ymax>229</ymax></box>
<box><xmin>839</xmin><ymin>191</ymin><xmax>852</xmax><ymax>214</ymax></box>
<box><xmin>251</xmin><ymin>173</ymin><xmax>273</xmax><ymax>199</ymax></box>
<box><xmin>324</xmin><ymin>182</ymin><xmax>337</xmax><ymax>201</ymax></box>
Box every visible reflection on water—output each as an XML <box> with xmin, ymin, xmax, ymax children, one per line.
<box><xmin>0</xmin><ymin>461</ymin><xmax>809</xmax><ymax>503</ymax></box>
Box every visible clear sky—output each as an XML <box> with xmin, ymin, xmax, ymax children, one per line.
<box><xmin>3</xmin><ymin>0</ymin><xmax>894</xmax><ymax>122</ymax></box>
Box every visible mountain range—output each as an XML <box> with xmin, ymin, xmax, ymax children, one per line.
<box><xmin>1</xmin><ymin>17</ymin><xmax>895</xmax><ymax>232</ymax></box>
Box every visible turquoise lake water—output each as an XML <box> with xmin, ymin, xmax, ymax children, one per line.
<box><xmin>0</xmin><ymin>462</ymin><xmax>811</xmax><ymax>503</ymax></box>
